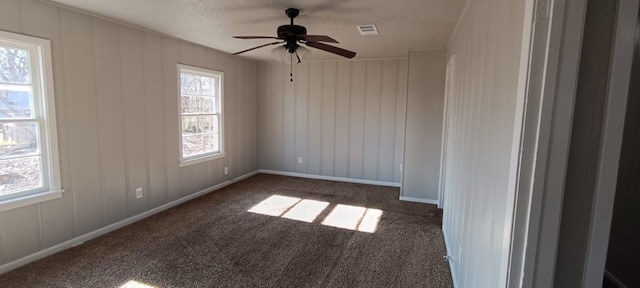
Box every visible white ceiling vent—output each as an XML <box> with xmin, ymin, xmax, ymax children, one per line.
<box><xmin>357</xmin><ymin>25</ymin><xmax>379</xmax><ymax>35</ymax></box>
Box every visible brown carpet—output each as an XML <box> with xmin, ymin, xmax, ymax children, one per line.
<box><xmin>0</xmin><ymin>174</ymin><xmax>452</xmax><ymax>288</ymax></box>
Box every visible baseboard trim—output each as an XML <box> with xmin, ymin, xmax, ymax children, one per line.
<box><xmin>258</xmin><ymin>169</ymin><xmax>401</xmax><ymax>187</ymax></box>
<box><xmin>0</xmin><ymin>169</ymin><xmax>259</xmax><ymax>275</ymax></box>
<box><xmin>233</xmin><ymin>170</ymin><xmax>260</xmax><ymax>182</ymax></box>
<box><xmin>399</xmin><ymin>196</ymin><xmax>439</xmax><ymax>205</ymax></box>
<box><xmin>443</xmin><ymin>230</ymin><xmax>459</xmax><ymax>288</ymax></box>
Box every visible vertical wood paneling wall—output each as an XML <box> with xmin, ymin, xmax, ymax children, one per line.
<box><xmin>402</xmin><ymin>50</ymin><xmax>447</xmax><ymax>201</ymax></box>
<box><xmin>442</xmin><ymin>0</ymin><xmax>528</xmax><ymax>287</ymax></box>
<box><xmin>0</xmin><ymin>0</ymin><xmax>258</xmax><ymax>266</ymax></box>
<box><xmin>257</xmin><ymin>60</ymin><xmax>407</xmax><ymax>184</ymax></box>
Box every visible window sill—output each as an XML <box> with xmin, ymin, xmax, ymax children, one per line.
<box><xmin>180</xmin><ymin>152</ymin><xmax>225</xmax><ymax>167</ymax></box>
<box><xmin>0</xmin><ymin>189</ymin><xmax>65</xmax><ymax>212</ymax></box>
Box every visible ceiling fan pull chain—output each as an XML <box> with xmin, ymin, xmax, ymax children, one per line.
<box><xmin>290</xmin><ymin>53</ymin><xmax>294</xmax><ymax>82</ymax></box>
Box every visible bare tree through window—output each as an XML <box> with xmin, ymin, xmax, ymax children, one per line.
<box><xmin>0</xmin><ymin>46</ymin><xmax>42</xmax><ymax>195</ymax></box>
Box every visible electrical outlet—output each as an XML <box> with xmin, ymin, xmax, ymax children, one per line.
<box><xmin>135</xmin><ymin>187</ymin><xmax>143</xmax><ymax>199</ymax></box>
<box><xmin>224</xmin><ymin>166</ymin><xmax>229</xmax><ymax>175</ymax></box>
<box><xmin>298</xmin><ymin>157</ymin><xmax>303</xmax><ymax>164</ymax></box>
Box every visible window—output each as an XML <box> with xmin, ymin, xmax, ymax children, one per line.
<box><xmin>0</xmin><ymin>31</ymin><xmax>62</xmax><ymax>211</ymax></box>
<box><xmin>178</xmin><ymin>64</ymin><xmax>224</xmax><ymax>166</ymax></box>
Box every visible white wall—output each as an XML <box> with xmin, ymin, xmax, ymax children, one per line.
<box><xmin>257</xmin><ymin>60</ymin><xmax>407</xmax><ymax>184</ymax></box>
<box><xmin>0</xmin><ymin>0</ymin><xmax>258</xmax><ymax>267</ymax></box>
<box><xmin>442</xmin><ymin>0</ymin><xmax>529</xmax><ymax>286</ymax></box>
<box><xmin>402</xmin><ymin>50</ymin><xmax>446</xmax><ymax>202</ymax></box>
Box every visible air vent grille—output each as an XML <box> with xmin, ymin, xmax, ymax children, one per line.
<box><xmin>357</xmin><ymin>25</ymin><xmax>379</xmax><ymax>35</ymax></box>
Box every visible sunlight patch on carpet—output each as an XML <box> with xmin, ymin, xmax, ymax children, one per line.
<box><xmin>358</xmin><ymin>208</ymin><xmax>383</xmax><ymax>233</ymax></box>
<box><xmin>248</xmin><ymin>195</ymin><xmax>301</xmax><ymax>216</ymax></box>
<box><xmin>120</xmin><ymin>280</ymin><xmax>157</xmax><ymax>288</ymax></box>
<box><xmin>322</xmin><ymin>204</ymin><xmax>382</xmax><ymax>233</ymax></box>
<box><xmin>282</xmin><ymin>199</ymin><xmax>330</xmax><ymax>223</ymax></box>
<box><xmin>321</xmin><ymin>204</ymin><xmax>366</xmax><ymax>230</ymax></box>
<box><xmin>248</xmin><ymin>195</ymin><xmax>383</xmax><ymax>233</ymax></box>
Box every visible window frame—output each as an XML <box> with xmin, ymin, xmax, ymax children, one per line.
<box><xmin>177</xmin><ymin>64</ymin><xmax>225</xmax><ymax>167</ymax></box>
<box><xmin>0</xmin><ymin>30</ymin><xmax>63</xmax><ymax>212</ymax></box>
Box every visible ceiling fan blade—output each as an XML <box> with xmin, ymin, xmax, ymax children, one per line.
<box><xmin>297</xmin><ymin>35</ymin><xmax>338</xmax><ymax>43</ymax></box>
<box><xmin>233</xmin><ymin>36</ymin><xmax>280</xmax><ymax>39</ymax></box>
<box><xmin>233</xmin><ymin>41</ymin><xmax>282</xmax><ymax>55</ymax></box>
<box><xmin>306</xmin><ymin>42</ymin><xmax>356</xmax><ymax>58</ymax></box>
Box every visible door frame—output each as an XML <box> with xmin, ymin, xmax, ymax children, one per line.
<box><xmin>582</xmin><ymin>2</ymin><xmax>638</xmax><ymax>286</ymax></box>
<box><xmin>507</xmin><ymin>0</ymin><xmax>639</xmax><ymax>286</ymax></box>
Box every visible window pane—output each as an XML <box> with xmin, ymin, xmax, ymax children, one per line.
<box><xmin>182</xmin><ymin>116</ymin><xmax>197</xmax><ymax>135</ymax></box>
<box><xmin>180</xmin><ymin>73</ymin><xmax>199</xmax><ymax>95</ymax></box>
<box><xmin>182</xmin><ymin>135</ymin><xmax>205</xmax><ymax>157</ymax></box>
<box><xmin>0</xmin><ymin>86</ymin><xmax>33</xmax><ymax>119</ymax></box>
<box><xmin>212</xmin><ymin>115</ymin><xmax>219</xmax><ymax>133</ymax></box>
<box><xmin>179</xmin><ymin>66</ymin><xmax>222</xmax><ymax>161</ymax></box>
<box><xmin>203</xmin><ymin>133</ymin><xmax>215</xmax><ymax>152</ymax></box>
<box><xmin>212</xmin><ymin>133</ymin><xmax>220</xmax><ymax>152</ymax></box>
<box><xmin>0</xmin><ymin>47</ymin><xmax>31</xmax><ymax>84</ymax></box>
<box><xmin>0</xmin><ymin>156</ymin><xmax>41</xmax><ymax>196</ymax></box>
<box><xmin>180</xmin><ymin>72</ymin><xmax>216</xmax><ymax>96</ymax></box>
<box><xmin>198</xmin><ymin>96</ymin><xmax>215</xmax><ymax>113</ymax></box>
<box><xmin>197</xmin><ymin>115</ymin><xmax>214</xmax><ymax>133</ymax></box>
<box><xmin>199</xmin><ymin>76</ymin><xmax>214</xmax><ymax>96</ymax></box>
<box><xmin>181</xmin><ymin>95</ymin><xmax>197</xmax><ymax>114</ymax></box>
<box><xmin>0</xmin><ymin>122</ymin><xmax>39</xmax><ymax>157</ymax></box>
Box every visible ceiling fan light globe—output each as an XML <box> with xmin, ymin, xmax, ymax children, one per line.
<box><xmin>297</xmin><ymin>46</ymin><xmax>311</xmax><ymax>61</ymax></box>
<box><xmin>271</xmin><ymin>45</ymin><xmax>289</xmax><ymax>63</ymax></box>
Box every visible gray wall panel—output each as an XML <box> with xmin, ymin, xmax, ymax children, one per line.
<box><xmin>363</xmin><ymin>61</ymin><xmax>382</xmax><ymax>180</ymax></box>
<box><xmin>61</xmin><ymin>10</ymin><xmax>104</xmax><ymax>235</ymax></box>
<box><xmin>258</xmin><ymin>64</ymin><xmax>270</xmax><ymax>170</ymax></box>
<box><xmin>161</xmin><ymin>38</ymin><xmax>182</xmax><ymax>202</ymax></box>
<box><xmin>0</xmin><ymin>0</ymin><xmax>259</xmax><ymax>267</ymax></box>
<box><xmin>334</xmin><ymin>61</ymin><xmax>351</xmax><ymax>178</ymax></box>
<box><xmin>321</xmin><ymin>62</ymin><xmax>336</xmax><ymax>176</ymax></box>
<box><xmin>393</xmin><ymin>60</ymin><xmax>408</xmax><ymax>183</ymax></box>
<box><xmin>258</xmin><ymin>59</ymin><xmax>407</xmax><ymax>184</ymax></box>
<box><xmin>307</xmin><ymin>63</ymin><xmax>323</xmax><ymax>175</ymax></box>
<box><xmin>0</xmin><ymin>207</ymin><xmax>40</xmax><ymax>263</ymax></box>
<box><xmin>442</xmin><ymin>0</ymin><xmax>529</xmax><ymax>286</ymax></box>
<box><xmin>142</xmin><ymin>33</ymin><xmax>168</xmax><ymax>209</ymax></box>
<box><xmin>402</xmin><ymin>50</ymin><xmax>446</xmax><ymax>201</ymax></box>
<box><xmin>271</xmin><ymin>64</ymin><xmax>284</xmax><ymax>171</ymax></box>
<box><xmin>283</xmin><ymin>64</ymin><xmax>296</xmax><ymax>172</ymax></box>
<box><xmin>294</xmin><ymin>63</ymin><xmax>309</xmax><ymax>173</ymax></box>
<box><xmin>379</xmin><ymin>60</ymin><xmax>399</xmax><ymax>182</ymax></box>
<box><xmin>348</xmin><ymin>61</ymin><xmax>366</xmax><ymax>179</ymax></box>
<box><xmin>93</xmin><ymin>19</ymin><xmax>128</xmax><ymax>225</ymax></box>
<box><xmin>0</xmin><ymin>0</ymin><xmax>21</xmax><ymax>33</ymax></box>
<box><xmin>120</xmin><ymin>27</ymin><xmax>149</xmax><ymax>216</ymax></box>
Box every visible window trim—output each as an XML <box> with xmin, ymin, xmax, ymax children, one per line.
<box><xmin>177</xmin><ymin>63</ymin><xmax>224</xmax><ymax>167</ymax></box>
<box><xmin>0</xmin><ymin>30</ymin><xmax>63</xmax><ymax>211</ymax></box>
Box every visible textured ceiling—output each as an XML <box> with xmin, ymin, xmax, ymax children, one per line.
<box><xmin>47</xmin><ymin>0</ymin><xmax>467</xmax><ymax>61</ymax></box>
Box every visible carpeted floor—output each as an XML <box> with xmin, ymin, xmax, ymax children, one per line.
<box><xmin>0</xmin><ymin>174</ymin><xmax>453</xmax><ymax>288</ymax></box>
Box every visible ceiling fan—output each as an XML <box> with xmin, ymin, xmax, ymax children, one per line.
<box><xmin>232</xmin><ymin>8</ymin><xmax>357</xmax><ymax>61</ymax></box>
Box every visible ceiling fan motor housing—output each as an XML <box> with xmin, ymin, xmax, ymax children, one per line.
<box><xmin>277</xmin><ymin>25</ymin><xmax>306</xmax><ymax>53</ymax></box>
